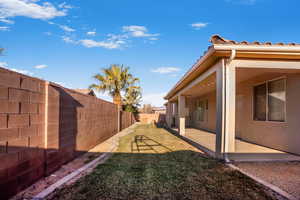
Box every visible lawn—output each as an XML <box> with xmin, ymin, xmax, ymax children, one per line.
<box><xmin>50</xmin><ymin>124</ymin><xmax>278</xmax><ymax>200</ymax></box>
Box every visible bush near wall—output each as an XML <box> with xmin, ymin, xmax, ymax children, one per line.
<box><xmin>0</xmin><ymin>67</ymin><xmax>135</xmax><ymax>199</ymax></box>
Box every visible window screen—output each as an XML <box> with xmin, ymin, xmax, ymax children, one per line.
<box><xmin>254</xmin><ymin>83</ymin><xmax>267</xmax><ymax>121</ymax></box>
<box><xmin>196</xmin><ymin>100</ymin><xmax>205</xmax><ymax>121</ymax></box>
<box><xmin>268</xmin><ymin>79</ymin><xmax>286</xmax><ymax>122</ymax></box>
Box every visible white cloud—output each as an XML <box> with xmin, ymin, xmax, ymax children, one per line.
<box><xmin>0</xmin><ymin>61</ymin><xmax>34</xmax><ymax>76</ymax></box>
<box><xmin>48</xmin><ymin>21</ymin><xmax>75</xmax><ymax>33</ymax></box>
<box><xmin>63</xmin><ymin>26</ymin><xmax>157</xmax><ymax>50</ymax></box>
<box><xmin>62</xmin><ymin>34</ymin><xmax>126</xmax><ymax>49</ymax></box>
<box><xmin>0</xmin><ymin>61</ymin><xmax>8</xmax><ymax>67</ymax></box>
<box><xmin>34</xmin><ymin>64</ymin><xmax>47</xmax><ymax>69</ymax></box>
<box><xmin>0</xmin><ymin>26</ymin><xmax>9</xmax><ymax>31</ymax></box>
<box><xmin>122</xmin><ymin>25</ymin><xmax>159</xmax><ymax>39</ymax></box>
<box><xmin>59</xmin><ymin>24</ymin><xmax>75</xmax><ymax>32</ymax></box>
<box><xmin>80</xmin><ymin>39</ymin><xmax>125</xmax><ymax>49</ymax></box>
<box><xmin>77</xmin><ymin>34</ymin><xmax>127</xmax><ymax>49</ymax></box>
<box><xmin>142</xmin><ymin>92</ymin><xmax>166</xmax><ymax>107</ymax></box>
<box><xmin>87</xmin><ymin>31</ymin><xmax>96</xmax><ymax>36</ymax></box>
<box><xmin>10</xmin><ymin>68</ymin><xmax>34</xmax><ymax>76</ymax></box>
<box><xmin>191</xmin><ymin>22</ymin><xmax>208</xmax><ymax>30</ymax></box>
<box><xmin>62</xmin><ymin>36</ymin><xmax>77</xmax><ymax>44</ymax></box>
<box><xmin>0</xmin><ymin>18</ymin><xmax>14</xmax><ymax>24</ymax></box>
<box><xmin>58</xmin><ymin>2</ymin><xmax>74</xmax><ymax>9</ymax></box>
<box><xmin>0</xmin><ymin>0</ymin><xmax>69</xmax><ymax>21</ymax></box>
<box><xmin>151</xmin><ymin>67</ymin><xmax>181</xmax><ymax>74</ymax></box>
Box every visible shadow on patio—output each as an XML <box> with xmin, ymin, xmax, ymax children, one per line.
<box><xmin>171</xmin><ymin>128</ymin><xmax>300</xmax><ymax>162</ymax></box>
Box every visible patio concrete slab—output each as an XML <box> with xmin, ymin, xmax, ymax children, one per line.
<box><xmin>183</xmin><ymin>128</ymin><xmax>300</xmax><ymax>162</ymax></box>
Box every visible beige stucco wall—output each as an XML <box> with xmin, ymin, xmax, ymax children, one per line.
<box><xmin>236</xmin><ymin>73</ymin><xmax>300</xmax><ymax>155</ymax></box>
<box><xmin>186</xmin><ymin>91</ymin><xmax>217</xmax><ymax>132</ymax></box>
<box><xmin>184</xmin><ymin>72</ymin><xmax>300</xmax><ymax>155</ymax></box>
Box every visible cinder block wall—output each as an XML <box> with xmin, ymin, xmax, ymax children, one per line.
<box><xmin>45</xmin><ymin>84</ymin><xmax>121</xmax><ymax>174</ymax></box>
<box><xmin>0</xmin><ymin>68</ymin><xmax>46</xmax><ymax>198</ymax></box>
<box><xmin>139</xmin><ymin>113</ymin><xmax>166</xmax><ymax>124</ymax></box>
<box><xmin>0</xmin><ymin>68</ymin><xmax>136</xmax><ymax>199</ymax></box>
<box><xmin>121</xmin><ymin>111</ymin><xmax>134</xmax><ymax>130</ymax></box>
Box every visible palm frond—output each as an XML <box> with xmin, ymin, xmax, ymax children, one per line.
<box><xmin>90</xmin><ymin>64</ymin><xmax>141</xmax><ymax>108</ymax></box>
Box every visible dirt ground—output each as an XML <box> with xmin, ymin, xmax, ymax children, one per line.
<box><xmin>235</xmin><ymin>162</ymin><xmax>300</xmax><ymax>199</ymax></box>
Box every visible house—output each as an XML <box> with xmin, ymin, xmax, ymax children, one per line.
<box><xmin>165</xmin><ymin>35</ymin><xmax>300</xmax><ymax>161</ymax></box>
<box><xmin>74</xmin><ymin>89</ymin><xmax>96</xmax><ymax>97</ymax></box>
<box><xmin>139</xmin><ymin>106</ymin><xmax>166</xmax><ymax>124</ymax></box>
<box><xmin>152</xmin><ymin>106</ymin><xmax>166</xmax><ymax>114</ymax></box>
<box><xmin>139</xmin><ymin>105</ymin><xmax>166</xmax><ymax>114</ymax></box>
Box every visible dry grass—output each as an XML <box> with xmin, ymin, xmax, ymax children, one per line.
<box><xmin>50</xmin><ymin>124</ymin><xmax>279</xmax><ymax>200</ymax></box>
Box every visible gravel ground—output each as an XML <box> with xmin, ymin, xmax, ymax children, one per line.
<box><xmin>235</xmin><ymin>162</ymin><xmax>300</xmax><ymax>199</ymax></box>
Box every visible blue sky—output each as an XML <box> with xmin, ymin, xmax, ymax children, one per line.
<box><xmin>1</xmin><ymin>0</ymin><xmax>300</xmax><ymax>106</ymax></box>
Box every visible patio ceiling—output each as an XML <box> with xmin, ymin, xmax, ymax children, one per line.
<box><xmin>179</xmin><ymin>67</ymin><xmax>300</xmax><ymax>99</ymax></box>
<box><xmin>237</xmin><ymin>68</ymin><xmax>300</xmax><ymax>83</ymax></box>
<box><xmin>181</xmin><ymin>73</ymin><xmax>216</xmax><ymax>97</ymax></box>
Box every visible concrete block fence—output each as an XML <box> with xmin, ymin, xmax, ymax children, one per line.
<box><xmin>0</xmin><ymin>67</ymin><xmax>136</xmax><ymax>199</ymax></box>
<box><xmin>139</xmin><ymin>113</ymin><xmax>166</xmax><ymax>124</ymax></box>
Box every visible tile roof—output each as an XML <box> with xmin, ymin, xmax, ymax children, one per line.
<box><xmin>165</xmin><ymin>35</ymin><xmax>300</xmax><ymax>100</ymax></box>
<box><xmin>210</xmin><ymin>34</ymin><xmax>300</xmax><ymax>46</ymax></box>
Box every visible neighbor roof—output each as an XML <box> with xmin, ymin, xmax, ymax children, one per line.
<box><xmin>165</xmin><ymin>35</ymin><xmax>300</xmax><ymax>100</ymax></box>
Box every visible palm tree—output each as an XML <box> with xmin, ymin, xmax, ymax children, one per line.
<box><xmin>89</xmin><ymin>64</ymin><xmax>139</xmax><ymax>108</ymax></box>
<box><xmin>123</xmin><ymin>87</ymin><xmax>142</xmax><ymax>113</ymax></box>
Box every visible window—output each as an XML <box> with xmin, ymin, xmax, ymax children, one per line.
<box><xmin>254</xmin><ymin>83</ymin><xmax>267</xmax><ymax>121</ymax></box>
<box><xmin>196</xmin><ymin>99</ymin><xmax>208</xmax><ymax>122</ymax></box>
<box><xmin>268</xmin><ymin>79</ymin><xmax>286</xmax><ymax>121</ymax></box>
<box><xmin>253</xmin><ymin>78</ymin><xmax>286</xmax><ymax>122</ymax></box>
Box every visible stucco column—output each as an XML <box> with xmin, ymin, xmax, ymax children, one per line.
<box><xmin>216</xmin><ymin>65</ymin><xmax>225</xmax><ymax>158</ymax></box>
<box><xmin>225</xmin><ymin>63</ymin><xmax>236</xmax><ymax>153</ymax></box>
<box><xmin>215</xmin><ymin>62</ymin><xmax>236</xmax><ymax>159</ymax></box>
<box><xmin>178</xmin><ymin>95</ymin><xmax>186</xmax><ymax>136</ymax></box>
<box><xmin>166</xmin><ymin>102</ymin><xmax>171</xmax><ymax>127</ymax></box>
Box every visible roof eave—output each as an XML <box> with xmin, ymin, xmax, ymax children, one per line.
<box><xmin>164</xmin><ymin>46</ymin><xmax>226</xmax><ymax>100</ymax></box>
<box><xmin>164</xmin><ymin>44</ymin><xmax>300</xmax><ymax>100</ymax></box>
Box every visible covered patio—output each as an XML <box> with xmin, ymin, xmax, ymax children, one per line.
<box><xmin>182</xmin><ymin>128</ymin><xmax>300</xmax><ymax>161</ymax></box>
<box><xmin>165</xmin><ymin>35</ymin><xmax>300</xmax><ymax>161</ymax></box>
<box><xmin>168</xmin><ymin>66</ymin><xmax>300</xmax><ymax>161</ymax></box>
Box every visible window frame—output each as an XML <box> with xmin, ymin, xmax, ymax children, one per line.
<box><xmin>252</xmin><ymin>76</ymin><xmax>287</xmax><ymax>123</ymax></box>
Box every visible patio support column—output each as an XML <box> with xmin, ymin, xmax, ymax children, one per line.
<box><xmin>215</xmin><ymin>60</ymin><xmax>236</xmax><ymax>159</ymax></box>
<box><xmin>178</xmin><ymin>95</ymin><xmax>186</xmax><ymax>136</ymax></box>
<box><xmin>174</xmin><ymin>102</ymin><xmax>178</xmax><ymax>127</ymax></box>
<box><xmin>225</xmin><ymin>63</ymin><xmax>236</xmax><ymax>153</ymax></box>
<box><xmin>166</xmin><ymin>102</ymin><xmax>172</xmax><ymax>128</ymax></box>
<box><xmin>216</xmin><ymin>64</ymin><xmax>225</xmax><ymax>158</ymax></box>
